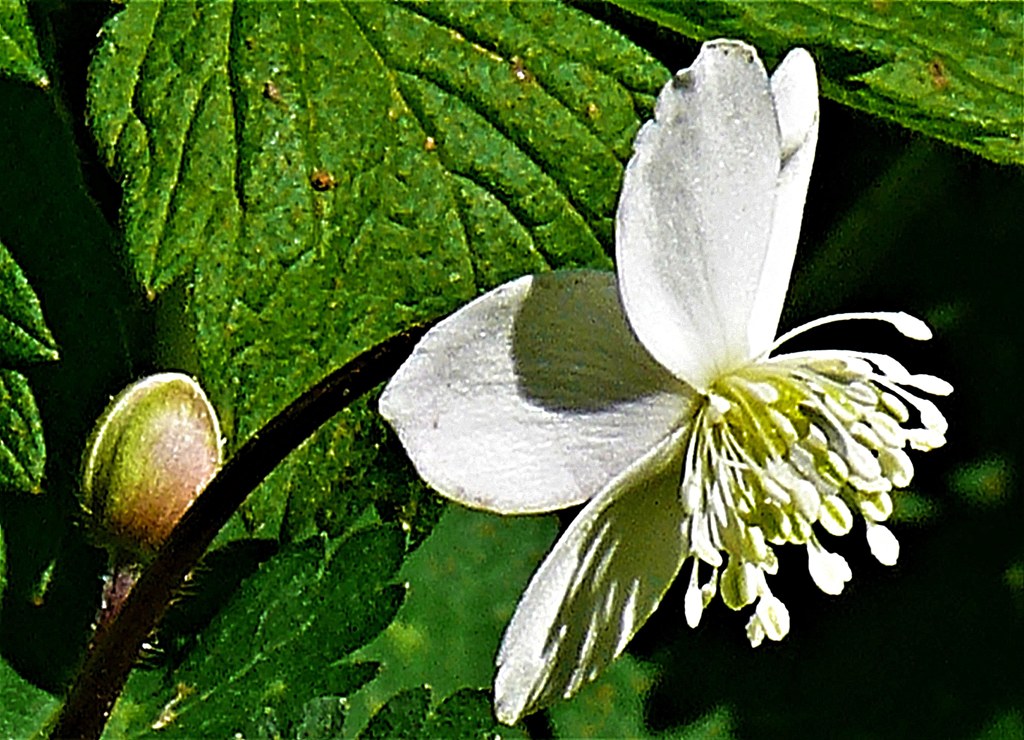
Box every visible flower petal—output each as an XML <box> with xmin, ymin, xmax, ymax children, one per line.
<box><xmin>494</xmin><ymin>430</ymin><xmax>690</xmax><ymax>725</ymax></box>
<box><xmin>747</xmin><ymin>48</ymin><xmax>819</xmax><ymax>356</ymax></box>
<box><xmin>616</xmin><ymin>40</ymin><xmax>782</xmax><ymax>390</ymax></box>
<box><xmin>380</xmin><ymin>270</ymin><xmax>692</xmax><ymax>514</ymax></box>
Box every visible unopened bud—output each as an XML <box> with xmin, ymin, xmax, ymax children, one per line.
<box><xmin>80</xmin><ymin>373</ymin><xmax>222</xmax><ymax>563</ymax></box>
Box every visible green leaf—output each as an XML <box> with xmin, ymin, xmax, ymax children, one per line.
<box><xmin>106</xmin><ymin>524</ymin><xmax>406</xmax><ymax>738</ymax></box>
<box><xmin>0</xmin><ymin>0</ymin><xmax>48</xmax><ymax>88</ymax></box>
<box><xmin>0</xmin><ymin>656</ymin><xmax>59</xmax><ymax>739</ymax></box>
<box><xmin>423</xmin><ymin>688</ymin><xmax>500</xmax><ymax>739</ymax></box>
<box><xmin>0</xmin><ymin>369</ymin><xmax>46</xmax><ymax>492</ymax></box>
<box><xmin>359</xmin><ymin>686</ymin><xmax>499</xmax><ymax>740</ymax></box>
<box><xmin>611</xmin><ymin>0</ymin><xmax>1024</xmax><ymax>165</ymax></box>
<box><xmin>0</xmin><ymin>240</ymin><xmax>55</xmax><ymax>493</ymax></box>
<box><xmin>86</xmin><ymin>0</ymin><xmax>665</xmax><ymax>542</ymax></box>
<box><xmin>346</xmin><ymin>505</ymin><xmax>557</xmax><ymax>734</ymax></box>
<box><xmin>0</xmin><ymin>240</ymin><xmax>57</xmax><ymax>367</ymax></box>
<box><xmin>549</xmin><ymin>655</ymin><xmax>658</xmax><ymax>739</ymax></box>
<box><xmin>358</xmin><ymin>686</ymin><xmax>430</xmax><ymax>740</ymax></box>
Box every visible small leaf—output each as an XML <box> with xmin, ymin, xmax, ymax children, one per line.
<box><xmin>0</xmin><ymin>0</ymin><xmax>49</xmax><ymax>88</ymax></box>
<box><xmin>0</xmin><ymin>369</ymin><xmax>46</xmax><ymax>492</ymax></box>
<box><xmin>0</xmin><ymin>241</ymin><xmax>55</xmax><ymax>492</ymax></box>
<box><xmin>109</xmin><ymin>525</ymin><xmax>406</xmax><ymax>737</ymax></box>
<box><xmin>611</xmin><ymin>0</ymin><xmax>1024</xmax><ymax>165</ymax></box>
<box><xmin>0</xmin><ymin>240</ymin><xmax>55</xmax><ymax>491</ymax></box>
<box><xmin>0</xmin><ymin>240</ymin><xmax>57</xmax><ymax>366</ymax></box>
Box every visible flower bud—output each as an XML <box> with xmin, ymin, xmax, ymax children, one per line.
<box><xmin>80</xmin><ymin>372</ymin><xmax>222</xmax><ymax>563</ymax></box>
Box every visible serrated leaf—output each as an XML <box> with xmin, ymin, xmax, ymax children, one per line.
<box><xmin>0</xmin><ymin>369</ymin><xmax>46</xmax><ymax>492</ymax></box>
<box><xmin>0</xmin><ymin>240</ymin><xmax>57</xmax><ymax>367</ymax></box>
<box><xmin>612</xmin><ymin>0</ymin><xmax>1024</xmax><ymax>165</ymax></box>
<box><xmin>87</xmin><ymin>0</ymin><xmax>665</xmax><ymax>542</ymax></box>
<box><xmin>0</xmin><ymin>240</ymin><xmax>56</xmax><ymax>493</ymax></box>
<box><xmin>346</xmin><ymin>506</ymin><xmax>557</xmax><ymax>734</ymax></box>
<box><xmin>0</xmin><ymin>0</ymin><xmax>48</xmax><ymax>88</ymax></box>
<box><xmin>107</xmin><ymin>524</ymin><xmax>406</xmax><ymax>738</ymax></box>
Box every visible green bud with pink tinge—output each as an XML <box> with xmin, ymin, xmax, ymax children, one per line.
<box><xmin>80</xmin><ymin>372</ymin><xmax>223</xmax><ymax>564</ymax></box>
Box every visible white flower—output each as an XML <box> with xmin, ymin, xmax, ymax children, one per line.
<box><xmin>379</xmin><ymin>39</ymin><xmax>950</xmax><ymax>725</ymax></box>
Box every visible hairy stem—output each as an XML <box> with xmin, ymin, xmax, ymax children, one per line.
<box><xmin>50</xmin><ymin>322</ymin><xmax>432</xmax><ymax>740</ymax></box>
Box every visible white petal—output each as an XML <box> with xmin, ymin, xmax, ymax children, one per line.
<box><xmin>494</xmin><ymin>431</ymin><xmax>690</xmax><ymax>725</ymax></box>
<box><xmin>747</xmin><ymin>48</ymin><xmax>819</xmax><ymax>356</ymax></box>
<box><xmin>616</xmin><ymin>40</ymin><xmax>784</xmax><ymax>390</ymax></box>
<box><xmin>380</xmin><ymin>271</ymin><xmax>692</xmax><ymax>515</ymax></box>
<box><xmin>866</xmin><ymin>522</ymin><xmax>900</xmax><ymax>566</ymax></box>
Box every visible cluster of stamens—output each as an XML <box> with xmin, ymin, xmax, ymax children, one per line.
<box><xmin>678</xmin><ymin>339</ymin><xmax>951</xmax><ymax>646</ymax></box>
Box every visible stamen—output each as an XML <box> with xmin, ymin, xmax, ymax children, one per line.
<box><xmin>767</xmin><ymin>311</ymin><xmax>932</xmax><ymax>356</ymax></box>
<box><xmin>676</xmin><ymin>343</ymin><xmax>948</xmax><ymax>647</ymax></box>
<box><xmin>865</xmin><ymin>522</ymin><xmax>900</xmax><ymax>565</ymax></box>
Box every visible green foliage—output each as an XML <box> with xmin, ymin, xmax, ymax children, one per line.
<box><xmin>612</xmin><ymin>0</ymin><xmax>1024</xmax><ymax>165</ymax></box>
<box><xmin>0</xmin><ymin>0</ymin><xmax>48</xmax><ymax>87</ymax></box>
<box><xmin>423</xmin><ymin>689</ymin><xmax>500</xmax><ymax>739</ymax></box>
<box><xmin>359</xmin><ymin>687</ymin><xmax>498</xmax><ymax>739</ymax></box>
<box><xmin>0</xmin><ymin>240</ymin><xmax>56</xmax><ymax>492</ymax></box>
<box><xmin>106</xmin><ymin>524</ymin><xmax>405</xmax><ymax>738</ymax></box>
<box><xmin>0</xmin><ymin>370</ymin><xmax>46</xmax><ymax>492</ymax></box>
<box><xmin>0</xmin><ymin>656</ymin><xmax>57</xmax><ymax>740</ymax></box>
<box><xmin>0</xmin><ymin>242</ymin><xmax>57</xmax><ymax>367</ymax></box>
<box><xmin>0</xmin><ymin>1</ymin><xmax>1021</xmax><ymax>738</ymax></box>
<box><xmin>549</xmin><ymin>654</ymin><xmax>659</xmax><ymax>739</ymax></box>
<box><xmin>86</xmin><ymin>0</ymin><xmax>663</xmax><ymax>544</ymax></box>
<box><xmin>358</xmin><ymin>686</ymin><xmax>430</xmax><ymax>739</ymax></box>
<box><xmin>347</xmin><ymin>506</ymin><xmax>557</xmax><ymax>733</ymax></box>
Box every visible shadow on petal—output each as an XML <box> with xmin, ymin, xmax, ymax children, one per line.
<box><xmin>512</xmin><ymin>270</ymin><xmax>687</xmax><ymax>411</ymax></box>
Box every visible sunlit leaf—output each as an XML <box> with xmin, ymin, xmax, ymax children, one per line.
<box><xmin>0</xmin><ymin>0</ymin><xmax>48</xmax><ymax>88</ymax></box>
<box><xmin>612</xmin><ymin>0</ymin><xmax>1024</xmax><ymax>165</ymax></box>
<box><xmin>87</xmin><ymin>0</ymin><xmax>664</xmax><ymax>543</ymax></box>
<box><xmin>106</xmin><ymin>525</ymin><xmax>405</xmax><ymax>737</ymax></box>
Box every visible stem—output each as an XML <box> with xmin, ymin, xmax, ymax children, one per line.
<box><xmin>50</xmin><ymin>322</ymin><xmax>433</xmax><ymax>740</ymax></box>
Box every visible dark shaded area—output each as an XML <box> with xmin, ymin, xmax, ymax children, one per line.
<box><xmin>0</xmin><ymin>69</ymin><xmax>141</xmax><ymax>689</ymax></box>
<box><xmin>27</xmin><ymin>0</ymin><xmax>123</xmax><ymax>227</ymax></box>
<box><xmin>632</xmin><ymin>91</ymin><xmax>1024</xmax><ymax>740</ymax></box>
<box><xmin>572</xmin><ymin>0</ymin><xmax>704</xmax><ymax>72</ymax></box>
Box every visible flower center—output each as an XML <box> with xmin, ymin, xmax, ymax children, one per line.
<box><xmin>678</xmin><ymin>348</ymin><xmax>949</xmax><ymax>646</ymax></box>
